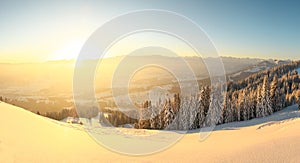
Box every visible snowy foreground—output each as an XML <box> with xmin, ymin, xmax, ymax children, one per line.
<box><xmin>1</xmin><ymin>102</ymin><xmax>300</xmax><ymax>162</ymax></box>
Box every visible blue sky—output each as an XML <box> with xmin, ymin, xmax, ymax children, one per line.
<box><xmin>0</xmin><ymin>0</ymin><xmax>299</xmax><ymax>62</ymax></box>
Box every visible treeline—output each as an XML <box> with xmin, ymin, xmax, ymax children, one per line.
<box><xmin>103</xmin><ymin>109</ymin><xmax>138</xmax><ymax>127</ymax></box>
<box><xmin>0</xmin><ymin>95</ymin><xmax>99</xmax><ymax>121</ymax></box>
<box><xmin>39</xmin><ymin>108</ymin><xmax>78</xmax><ymax>121</ymax></box>
<box><xmin>41</xmin><ymin>107</ymin><xmax>99</xmax><ymax>121</ymax></box>
<box><xmin>132</xmin><ymin>61</ymin><xmax>300</xmax><ymax>130</ymax></box>
<box><xmin>0</xmin><ymin>96</ymin><xmax>79</xmax><ymax>121</ymax></box>
<box><xmin>0</xmin><ymin>96</ymin><xmax>8</xmax><ymax>102</ymax></box>
<box><xmin>39</xmin><ymin>106</ymin><xmax>99</xmax><ymax>121</ymax></box>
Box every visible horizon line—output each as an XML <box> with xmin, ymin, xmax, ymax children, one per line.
<box><xmin>0</xmin><ymin>55</ymin><xmax>295</xmax><ymax>64</ymax></box>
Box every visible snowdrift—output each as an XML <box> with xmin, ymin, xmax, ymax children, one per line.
<box><xmin>1</xmin><ymin>102</ymin><xmax>300</xmax><ymax>162</ymax></box>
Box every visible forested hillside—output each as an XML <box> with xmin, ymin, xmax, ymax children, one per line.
<box><xmin>128</xmin><ymin>61</ymin><xmax>300</xmax><ymax>130</ymax></box>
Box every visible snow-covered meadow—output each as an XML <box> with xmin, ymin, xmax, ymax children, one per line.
<box><xmin>1</xmin><ymin>102</ymin><xmax>300</xmax><ymax>162</ymax></box>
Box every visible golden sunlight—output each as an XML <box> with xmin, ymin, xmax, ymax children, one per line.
<box><xmin>49</xmin><ymin>39</ymin><xmax>86</xmax><ymax>61</ymax></box>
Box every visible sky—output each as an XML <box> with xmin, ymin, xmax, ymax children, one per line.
<box><xmin>0</xmin><ymin>0</ymin><xmax>299</xmax><ymax>63</ymax></box>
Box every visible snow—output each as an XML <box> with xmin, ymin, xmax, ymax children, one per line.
<box><xmin>245</xmin><ymin>67</ymin><xmax>261</xmax><ymax>73</ymax></box>
<box><xmin>1</xmin><ymin>102</ymin><xmax>300</xmax><ymax>162</ymax></box>
<box><xmin>122</xmin><ymin>124</ymin><xmax>134</xmax><ymax>128</ymax></box>
<box><xmin>231</xmin><ymin>71</ymin><xmax>242</xmax><ymax>77</ymax></box>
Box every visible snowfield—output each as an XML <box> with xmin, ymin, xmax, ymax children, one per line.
<box><xmin>1</xmin><ymin>102</ymin><xmax>300</xmax><ymax>162</ymax></box>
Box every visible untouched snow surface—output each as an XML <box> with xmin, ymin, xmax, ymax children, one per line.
<box><xmin>1</xmin><ymin>102</ymin><xmax>300</xmax><ymax>162</ymax></box>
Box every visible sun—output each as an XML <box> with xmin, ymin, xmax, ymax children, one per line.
<box><xmin>49</xmin><ymin>39</ymin><xmax>86</xmax><ymax>61</ymax></box>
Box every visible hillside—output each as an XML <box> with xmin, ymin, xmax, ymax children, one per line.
<box><xmin>1</xmin><ymin>102</ymin><xmax>300</xmax><ymax>162</ymax></box>
<box><xmin>228</xmin><ymin>59</ymin><xmax>290</xmax><ymax>81</ymax></box>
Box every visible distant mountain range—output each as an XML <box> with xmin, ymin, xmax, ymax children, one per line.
<box><xmin>0</xmin><ymin>56</ymin><xmax>290</xmax><ymax>93</ymax></box>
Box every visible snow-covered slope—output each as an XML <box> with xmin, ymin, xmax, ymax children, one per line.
<box><xmin>1</xmin><ymin>102</ymin><xmax>300</xmax><ymax>162</ymax></box>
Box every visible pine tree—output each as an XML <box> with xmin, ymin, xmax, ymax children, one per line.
<box><xmin>158</xmin><ymin>101</ymin><xmax>165</xmax><ymax>129</ymax></box>
<box><xmin>256</xmin><ymin>85</ymin><xmax>263</xmax><ymax>118</ymax></box>
<box><xmin>180</xmin><ymin>97</ymin><xmax>190</xmax><ymax>130</ymax></box>
<box><xmin>270</xmin><ymin>74</ymin><xmax>280</xmax><ymax>112</ymax></box>
<box><xmin>170</xmin><ymin>93</ymin><xmax>181</xmax><ymax>130</ymax></box>
<box><xmin>237</xmin><ymin>92</ymin><xmax>243</xmax><ymax>121</ymax></box>
<box><xmin>240</xmin><ymin>90</ymin><xmax>249</xmax><ymax>121</ymax></box>
<box><xmin>173</xmin><ymin>93</ymin><xmax>180</xmax><ymax>113</ymax></box>
<box><xmin>205</xmin><ymin>87</ymin><xmax>223</xmax><ymax>126</ymax></box>
<box><xmin>231</xmin><ymin>92</ymin><xmax>239</xmax><ymax>121</ymax></box>
<box><xmin>196</xmin><ymin>88</ymin><xmax>207</xmax><ymax>128</ymax></box>
<box><xmin>189</xmin><ymin>95</ymin><xmax>199</xmax><ymax>130</ymax></box>
<box><xmin>223</xmin><ymin>93</ymin><xmax>233</xmax><ymax>123</ymax></box>
<box><xmin>262</xmin><ymin>76</ymin><xmax>272</xmax><ymax>116</ymax></box>
<box><xmin>249</xmin><ymin>89</ymin><xmax>256</xmax><ymax>119</ymax></box>
<box><xmin>138</xmin><ymin>101</ymin><xmax>151</xmax><ymax>129</ymax></box>
<box><xmin>191</xmin><ymin>101</ymin><xmax>200</xmax><ymax>129</ymax></box>
<box><xmin>164</xmin><ymin>99</ymin><xmax>174</xmax><ymax>129</ymax></box>
<box><xmin>184</xmin><ymin>97</ymin><xmax>191</xmax><ymax>130</ymax></box>
<box><xmin>279</xmin><ymin>87</ymin><xmax>286</xmax><ymax>108</ymax></box>
<box><xmin>202</xmin><ymin>86</ymin><xmax>211</xmax><ymax>127</ymax></box>
<box><xmin>177</xmin><ymin>97</ymin><xmax>186</xmax><ymax>130</ymax></box>
<box><xmin>150</xmin><ymin>106</ymin><xmax>158</xmax><ymax>129</ymax></box>
<box><xmin>157</xmin><ymin>106</ymin><xmax>164</xmax><ymax>129</ymax></box>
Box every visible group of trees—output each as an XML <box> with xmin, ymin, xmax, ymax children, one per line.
<box><xmin>0</xmin><ymin>96</ymin><xmax>7</xmax><ymax>102</ymax></box>
<box><xmin>0</xmin><ymin>95</ymin><xmax>98</xmax><ymax>121</ymax></box>
<box><xmin>135</xmin><ymin>90</ymin><xmax>212</xmax><ymax>130</ymax></box>
<box><xmin>40</xmin><ymin>108</ymin><xmax>78</xmax><ymax>121</ymax></box>
<box><xmin>40</xmin><ymin>104</ymin><xmax>99</xmax><ymax>121</ymax></box>
<box><xmin>38</xmin><ymin>106</ymin><xmax>99</xmax><ymax>121</ymax></box>
<box><xmin>104</xmin><ymin>109</ymin><xmax>138</xmax><ymax>127</ymax></box>
<box><xmin>131</xmin><ymin>61</ymin><xmax>300</xmax><ymax>130</ymax></box>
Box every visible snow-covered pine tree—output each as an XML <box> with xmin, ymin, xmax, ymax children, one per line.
<box><xmin>166</xmin><ymin>94</ymin><xmax>181</xmax><ymax>130</ymax></box>
<box><xmin>185</xmin><ymin>97</ymin><xmax>191</xmax><ymax>130</ymax></box>
<box><xmin>202</xmin><ymin>86</ymin><xmax>211</xmax><ymax>127</ymax></box>
<box><xmin>157</xmin><ymin>106</ymin><xmax>163</xmax><ymax>129</ymax></box>
<box><xmin>191</xmin><ymin>99</ymin><xmax>201</xmax><ymax>129</ymax></box>
<box><xmin>245</xmin><ymin>90</ymin><xmax>252</xmax><ymax>120</ymax></box>
<box><xmin>150</xmin><ymin>106</ymin><xmax>158</xmax><ymax>129</ymax></box>
<box><xmin>196</xmin><ymin>88</ymin><xmax>207</xmax><ymax>128</ymax></box>
<box><xmin>138</xmin><ymin>101</ymin><xmax>151</xmax><ymax>129</ymax></box>
<box><xmin>262</xmin><ymin>76</ymin><xmax>272</xmax><ymax>116</ymax></box>
<box><xmin>256</xmin><ymin>84</ymin><xmax>263</xmax><ymax>118</ymax></box>
<box><xmin>180</xmin><ymin>96</ymin><xmax>191</xmax><ymax>130</ymax></box>
<box><xmin>231</xmin><ymin>91</ymin><xmax>239</xmax><ymax>121</ymax></box>
<box><xmin>205</xmin><ymin>86</ymin><xmax>223</xmax><ymax>126</ymax></box>
<box><xmin>249</xmin><ymin>89</ymin><xmax>256</xmax><ymax>119</ymax></box>
<box><xmin>222</xmin><ymin>93</ymin><xmax>233</xmax><ymax>123</ymax></box>
<box><xmin>173</xmin><ymin>93</ymin><xmax>180</xmax><ymax>113</ymax></box>
<box><xmin>280</xmin><ymin>87</ymin><xmax>286</xmax><ymax>108</ymax></box>
<box><xmin>175</xmin><ymin>96</ymin><xmax>185</xmax><ymax>130</ymax></box>
<box><xmin>164</xmin><ymin>99</ymin><xmax>174</xmax><ymax>129</ymax></box>
<box><xmin>241</xmin><ymin>90</ymin><xmax>249</xmax><ymax>121</ymax></box>
<box><xmin>237</xmin><ymin>91</ymin><xmax>243</xmax><ymax>121</ymax></box>
<box><xmin>189</xmin><ymin>94</ymin><xmax>199</xmax><ymax>130</ymax></box>
<box><xmin>270</xmin><ymin>74</ymin><xmax>280</xmax><ymax>112</ymax></box>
